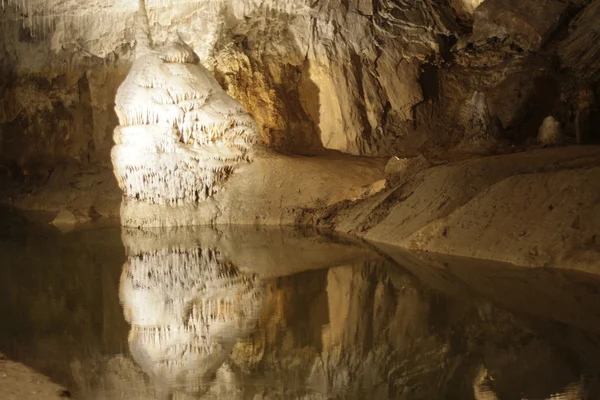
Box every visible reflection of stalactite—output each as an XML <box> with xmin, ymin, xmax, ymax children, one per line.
<box><xmin>119</xmin><ymin>230</ymin><xmax>265</xmax><ymax>397</ymax></box>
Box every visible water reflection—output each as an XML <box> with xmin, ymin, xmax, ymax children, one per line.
<box><xmin>118</xmin><ymin>225</ymin><xmax>380</xmax><ymax>399</ymax></box>
<box><xmin>0</xmin><ymin>211</ymin><xmax>600</xmax><ymax>399</ymax></box>
<box><xmin>120</xmin><ymin>227</ymin><xmax>266</xmax><ymax>398</ymax></box>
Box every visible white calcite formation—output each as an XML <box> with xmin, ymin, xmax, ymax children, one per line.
<box><xmin>460</xmin><ymin>91</ymin><xmax>499</xmax><ymax>148</ymax></box>
<box><xmin>111</xmin><ymin>38</ymin><xmax>259</xmax><ymax>206</ymax></box>
<box><xmin>537</xmin><ymin>116</ymin><xmax>564</xmax><ymax>145</ymax></box>
<box><xmin>119</xmin><ymin>231</ymin><xmax>265</xmax><ymax>395</ymax></box>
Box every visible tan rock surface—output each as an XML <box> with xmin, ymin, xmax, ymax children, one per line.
<box><xmin>325</xmin><ymin>146</ymin><xmax>600</xmax><ymax>272</ymax></box>
<box><xmin>119</xmin><ymin>148</ymin><xmax>387</xmax><ymax>227</ymax></box>
<box><xmin>0</xmin><ymin>0</ymin><xmax>457</xmax><ymax>167</ymax></box>
<box><xmin>470</xmin><ymin>0</ymin><xmax>569</xmax><ymax>51</ymax></box>
<box><xmin>0</xmin><ymin>353</ymin><xmax>68</xmax><ymax>400</ymax></box>
<box><xmin>1</xmin><ymin>0</ymin><xmax>600</xmax><ymax>276</ymax></box>
<box><xmin>2</xmin><ymin>0</ymin><xmax>599</xmax><ymax>175</ymax></box>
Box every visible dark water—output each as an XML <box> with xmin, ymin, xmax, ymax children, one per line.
<box><xmin>1</xmin><ymin>209</ymin><xmax>600</xmax><ymax>399</ymax></box>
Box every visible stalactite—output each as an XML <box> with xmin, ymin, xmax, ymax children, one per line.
<box><xmin>111</xmin><ymin>32</ymin><xmax>259</xmax><ymax>206</ymax></box>
<box><xmin>135</xmin><ymin>0</ymin><xmax>153</xmax><ymax>56</ymax></box>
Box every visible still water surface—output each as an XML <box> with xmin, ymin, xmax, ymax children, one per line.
<box><xmin>1</xmin><ymin>209</ymin><xmax>600</xmax><ymax>399</ymax></box>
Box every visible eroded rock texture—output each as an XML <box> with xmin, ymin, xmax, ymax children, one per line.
<box><xmin>309</xmin><ymin>146</ymin><xmax>600</xmax><ymax>271</ymax></box>
<box><xmin>112</xmin><ymin>38</ymin><xmax>258</xmax><ymax>205</ymax></box>
<box><xmin>3</xmin><ymin>0</ymin><xmax>598</xmax><ymax>178</ymax></box>
<box><xmin>1</xmin><ymin>0</ymin><xmax>600</xmax><ymax>267</ymax></box>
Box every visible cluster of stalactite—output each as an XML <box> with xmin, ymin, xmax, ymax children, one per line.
<box><xmin>111</xmin><ymin>35</ymin><xmax>259</xmax><ymax>206</ymax></box>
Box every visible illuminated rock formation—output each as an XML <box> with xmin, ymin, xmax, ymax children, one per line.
<box><xmin>111</xmin><ymin>36</ymin><xmax>259</xmax><ymax>206</ymax></box>
<box><xmin>108</xmin><ymin>7</ymin><xmax>386</xmax><ymax>228</ymax></box>
<box><xmin>119</xmin><ymin>227</ymin><xmax>265</xmax><ymax>396</ymax></box>
<box><xmin>537</xmin><ymin>116</ymin><xmax>564</xmax><ymax>145</ymax></box>
<box><xmin>458</xmin><ymin>91</ymin><xmax>499</xmax><ymax>151</ymax></box>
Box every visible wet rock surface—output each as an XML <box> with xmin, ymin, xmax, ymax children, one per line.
<box><xmin>111</xmin><ymin>37</ymin><xmax>259</xmax><ymax>207</ymax></box>
<box><xmin>2</xmin><ymin>146</ymin><xmax>599</xmax><ymax>272</ymax></box>
<box><xmin>1</xmin><ymin>4</ymin><xmax>600</xmax><ymax>394</ymax></box>
<box><xmin>0</xmin><ymin>352</ymin><xmax>69</xmax><ymax>400</ymax></box>
<box><xmin>313</xmin><ymin>146</ymin><xmax>600</xmax><ymax>272</ymax></box>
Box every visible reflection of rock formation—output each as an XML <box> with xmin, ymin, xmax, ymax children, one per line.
<box><xmin>227</xmin><ymin>260</ymin><xmax>600</xmax><ymax>399</ymax></box>
<box><xmin>117</xmin><ymin>225</ymin><xmax>384</xmax><ymax>397</ymax></box>
<box><xmin>3</xmin><ymin>215</ymin><xmax>600</xmax><ymax>399</ymax></box>
<box><xmin>121</xmin><ymin>225</ymin><xmax>382</xmax><ymax>278</ymax></box>
<box><xmin>112</xmin><ymin>225</ymin><xmax>600</xmax><ymax>399</ymax></box>
<box><xmin>119</xmin><ymin>227</ymin><xmax>265</xmax><ymax>397</ymax></box>
<box><xmin>111</xmin><ymin>36</ymin><xmax>259</xmax><ymax>206</ymax></box>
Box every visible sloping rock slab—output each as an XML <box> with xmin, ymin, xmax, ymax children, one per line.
<box><xmin>558</xmin><ymin>0</ymin><xmax>600</xmax><ymax>80</ymax></box>
<box><xmin>471</xmin><ymin>0</ymin><xmax>569</xmax><ymax>51</ymax></box>
<box><xmin>331</xmin><ymin>146</ymin><xmax>600</xmax><ymax>273</ymax></box>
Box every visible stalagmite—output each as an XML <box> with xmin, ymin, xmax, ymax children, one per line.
<box><xmin>111</xmin><ymin>10</ymin><xmax>259</xmax><ymax>208</ymax></box>
<box><xmin>537</xmin><ymin>116</ymin><xmax>564</xmax><ymax>145</ymax></box>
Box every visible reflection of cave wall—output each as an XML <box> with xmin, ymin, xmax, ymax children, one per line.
<box><xmin>2</xmin><ymin>212</ymin><xmax>600</xmax><ymax>398</ymax></box>
<box><xmin>0</xmin><ymin>213</ymin><xmax>129</xmax><ymax>397</ymax></box>
<box><xmin>226</xmin><ymin>260</ymin><xmax>600</xmax><ymax>399</ymax></box>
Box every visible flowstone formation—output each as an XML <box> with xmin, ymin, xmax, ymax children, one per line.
<box><xmin>111</xmin><ymin>38</ymin><xmax>259</xmax><ymax>206</ymax></box>
<box><xmin>119</xmin><ymin>227</ymin><xmax>265</xmax><ymax>396</ymax></box>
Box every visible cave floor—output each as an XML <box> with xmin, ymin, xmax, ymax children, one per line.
<box><xmin>1</xmin><ymin>210</ymin><xmax>600</xmax><ymax>399</ymax></box>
